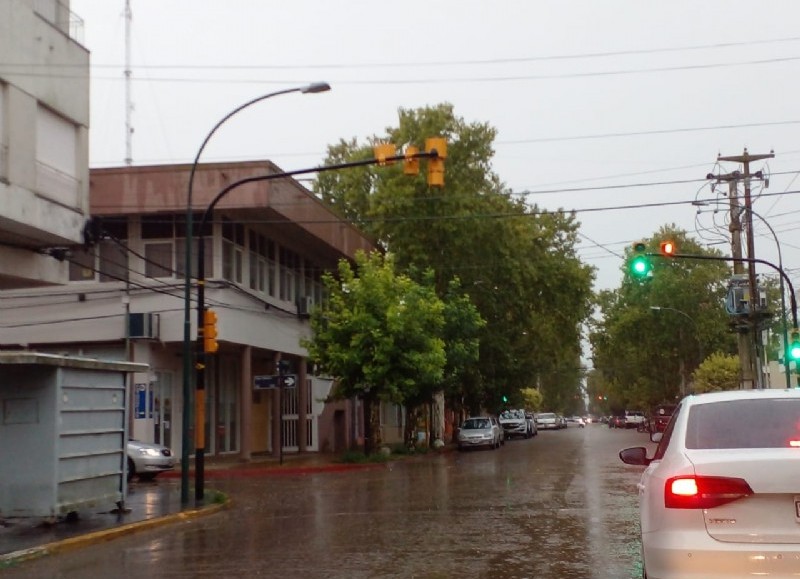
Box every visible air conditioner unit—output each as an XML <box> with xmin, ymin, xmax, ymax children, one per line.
<box><xmin>128</xmin><ymin>312</ymin><xmax>159</xmax><ymax>339</ymax></box>
<box><xmin>296</xmin><ymin>296</ymin><xmax>313</xmax><ymax>318</ymax></box>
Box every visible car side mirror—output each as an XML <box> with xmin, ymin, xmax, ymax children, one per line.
<box><xmin>650</xmin><ymin>432</ymin><xmax>663</xmax><ymax>444</ymax></box>
<box><xmin>619</xmin><ymin>446</ymin><xmax>651</xmax><ymax>466</ymax></box>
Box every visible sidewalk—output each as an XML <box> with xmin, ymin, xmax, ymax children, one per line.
<box><xmin>0</xmin><ymin>452</ymin><xmax>367</xmax><ymax>567</ymax></box>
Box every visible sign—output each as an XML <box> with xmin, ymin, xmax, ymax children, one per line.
<box><xmin>253</xmin><ymin>374</ymin><xmax>298</xmax><ymax>389</ymax></box>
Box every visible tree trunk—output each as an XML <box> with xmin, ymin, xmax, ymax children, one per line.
<box><xmin>362</xmin><ymin>392</ymin><xmax>380</xmax><ymax>456</ymax></box>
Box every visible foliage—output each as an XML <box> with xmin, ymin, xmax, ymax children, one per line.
<box><xmin>315</xmin><ymin>103</ymin><xmax>594</xmax><ymax>416</ymax></box>
<box><xmin>338</xmin><ymin>449</ymin><xmax>391</xmax><ymax>464</ymax></box>
<box><xmin>303</xmin><ymin>251</ymin><xmax>446</xmax><ymax>454</ymax></box>
<box><xmin>589</xmin><ymin>226</ymin><xmax>736</xmax><ymax>411</ymax></box>
<box><xmin>520</xmin><ymin>387</ymin><xmax>544</xmax><ymax>411</ymax></box>
<box><xmin>692</xmin><ymin>352</ymin><xmax>741</xmax><ymax>393</ymax></box>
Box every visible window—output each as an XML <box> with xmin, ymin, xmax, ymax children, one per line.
<box><xmin>222</xmin><ymin>219</ymin><xmax>244</xmax><ymax>284</ymax></box>
<box><xmin>175</xmin><ymin>214</ymin><xmax>212</xmax><ymax>279</ymax></box>
<box><xmin>68</xmin><ymin>218</ymin><xmax>129</xmax><ymax>282</ymax></box>
<box><xmin>142</xmin><ymin>215</ymin><xmax>175</xmax><ymax>279</ymax></box>
<box><xmin>279</xmin><ymin>247</ymin><xmax>297</xmax><ymax>301</ymax></box>
<box><xmin>36</xmin><ymin>105</ymin><xmax>79</xmax><ymax>207</ymax></box>
<box><xmin>686</xmin><ymin>399</ymin><xmax>800</xmax><ymax>449</ymax></box>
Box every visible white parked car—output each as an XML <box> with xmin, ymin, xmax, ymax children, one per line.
<box><xmin>457</xmin><ymin>416</ymin><xmax>503</xmax><ymax>450</ymax></box>
<box><xmin>127</xmin><ymin>439</ymin><xmax>176</xmax><ymax>481</ymax></box>
<box><xmin>535</xmin><ymin>412</ymin><xmax>559</xmax><ymax>430</ymax></box>
<box><xmin>619</xmin><ymin>389</ymin><xmax>800</xmax><ymax>578</ymax></box>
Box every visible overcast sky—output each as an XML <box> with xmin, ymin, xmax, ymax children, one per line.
<box><xmin>70</xmin><ymin>1</ymin><xmax>800</xmax><ymax>294</ymax></box>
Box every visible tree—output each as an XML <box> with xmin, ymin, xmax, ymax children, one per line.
<box><xmin>692</xmin><ymin>353</ymin><xmax>741</xmax><ymax>393</ymax></box>
<box><xmin>520</xmin><ymin>387</ymin><xmax>544</xmax><ymax>412</ymax></box>
<box><xmin>303</xmin><ymin>251</ymin><xmax>446</xmax><ymax>455</ymax></box>
<box><xmin>315</xmin><ymin>103</ymin><xmax>594</xmax><ymax>414</ymax></box>
<box><xmin>590</xmin><ymin>226</ymin><xmax>735</xmax><ymax>409</ymax></box>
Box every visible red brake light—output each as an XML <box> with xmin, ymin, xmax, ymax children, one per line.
<box><xmin>665</xmin><ymin>475</ymin><xmax>753</xmax><ymax>509</ymax></box>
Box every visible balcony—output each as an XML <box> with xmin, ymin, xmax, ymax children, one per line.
<box><xmin>33</xmin><ymin>0</ymin><xmax>85</xmax><ymax>44</ymax></box>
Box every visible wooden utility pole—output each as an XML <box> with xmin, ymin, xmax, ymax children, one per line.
<box><xmin>715</xmin><ymin>149</ymin><xmax>775</xmax><ymax>388</ymax></box>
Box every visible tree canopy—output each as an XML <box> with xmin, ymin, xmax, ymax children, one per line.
<box><xmin>314</xmin><ymin>103</ymin><xmax>594</xmax><ymax>415</ymax></box>
<box><xmin>589</xmin><ymin>226</ymin><xmax>736</xmax><ymax>412</ymax></box>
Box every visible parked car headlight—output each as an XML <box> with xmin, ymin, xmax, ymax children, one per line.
<box><xmin>138</xmin><ymin>448</ymin><xmax>162</xmax><ymax>457</ymax></box>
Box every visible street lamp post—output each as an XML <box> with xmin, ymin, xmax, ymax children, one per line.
<box><xmin>649</xmin><ymin>306</ymin><xmax>700</xmax><ymax>396</ymax></box>
<box><xmin>192</xmin><ymin>147</ymin><xmax>443</xmax><ymax>499</ymax></box>
<box><xmin>746</xmin><ymin>208</ymin><xmax>791</xmax><ymax>389</ymax></box>
<box><xmin>181</xmin><ymin>82</ymin><xmax>330</xmax><ymax>504</ymax></box>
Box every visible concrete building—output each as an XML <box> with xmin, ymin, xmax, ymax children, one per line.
<box><xmin>0</xmin><ymin>161</ymin><xmax>386</xmax><ymax>459</ymax></box>
<box><xmin>0</xmin><ymin>0</ymin><xmax>89</xmax><ymax>287</ymax></box>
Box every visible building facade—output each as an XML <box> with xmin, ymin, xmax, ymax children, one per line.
<box><xmin>0</xmin><ymin>161</ymin><xmax>395</xmax><ymax>459</ymax></box>
<box><xmin>0</xmin><ymin>0</ymin><xmax>89</xmax><ymax>288</ymax></box>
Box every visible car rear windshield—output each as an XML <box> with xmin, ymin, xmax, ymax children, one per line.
<box><xmin>538</xmin><ymin>413</ymin><xmax>556</xmax><ymax>419</ymax></box>
<box><xmin>686</xmin><ymin>398</ymin><xmax>800</xmax><ymax>449</ymax></box>
<box><xmin>463</xmin><ymin>419</ymin><xmax>490</xmax><ymax>429</ymax></box>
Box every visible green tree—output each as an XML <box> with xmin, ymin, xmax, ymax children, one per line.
<box><xmin>590</xmin><ymin>226</ymin><xmax>735</xmax><ymax>409</ymax></box>
<box><xmin>315</xmin><ymin>103</ymin><xmax>594</xmax><ymax>414</ymax></box>
<box><xmin>520</xmin><ymin>387</ymin><xmax>544</xmax><ymax>412</ymax></box>
<box><xmin>303</xmin><ymin>251</ymin><xmax>446</xmax><ymax>455</ymax></box>
<box><xmin>692</xmin><ymin>353</ymin><xmax>741</xmax><ymax>393</ymax></box>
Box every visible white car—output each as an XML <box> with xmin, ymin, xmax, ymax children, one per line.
<box><xmin>535</xmin><ymin>412</ymin><xmax>559</xmax><ymax>430</ymax></box>
<box><xmin>457</xmin><ymin>416</ymin><xmax>503</xmax><ymax>450</ymax></box>
<box><xmin>127</xmin><ymin>439</ymin><xmax>176</xmax><ymax>481</ymax></box>
<box><xmin>619</xmin><ymin>389</ymin><xmax>800</xmax><ymax>578</ymax></box>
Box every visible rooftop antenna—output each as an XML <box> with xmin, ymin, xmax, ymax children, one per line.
<box><xmin>124</xmin><ymin>0</ymin><xmax>133</xmax><ymax>165</ymax></box>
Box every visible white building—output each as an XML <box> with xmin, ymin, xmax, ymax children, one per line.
<box><xmin>0</xmin><ymin>0</ymin><xmax>89</xmax><ymax>287</ymax></box>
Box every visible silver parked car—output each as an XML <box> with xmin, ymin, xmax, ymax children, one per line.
<box><xmin>127</xmin><ymin>439</ymin><xmax>176</xmax><ymax>481</ymax></box>
<box><xmin>457</xmin><ymin>416</ymin><xmax>503</xmax><ymax>450</ymax></box>
<box><xmin>535</xmin><ymin>412</ymin><xmax>559</xmax><ymax>430</ymax></box>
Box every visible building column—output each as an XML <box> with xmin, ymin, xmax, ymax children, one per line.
<box><xmin>297</xmin><ymin>358</ymin><xmax>308</xmax><ymax>452</ymax></box>
<box><xmin>240</xmin><ymin>345</ymin><xmax>252</xmax><ymax>461</ymax></box>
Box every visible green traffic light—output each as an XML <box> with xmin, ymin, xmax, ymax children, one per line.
<box><xmin>791</xmin><ymin>343</ymin><xmax>800</xmax><ymax>360</ymax></box>
<box><xmin>630</xmin><ymin>255</ymin><xmax>651</xmax><ymax>278</ymax></box>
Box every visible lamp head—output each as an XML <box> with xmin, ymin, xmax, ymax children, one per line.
<box><xmin>301</xmin><ymin>82</ymin><xmax>331</xmax><ymax>94</ymax></box>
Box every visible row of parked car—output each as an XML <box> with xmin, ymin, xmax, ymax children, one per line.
<box><xmin>456</xmin><ymin>410</ymin><xmax>586</xmax><ymax>450</ymax></box>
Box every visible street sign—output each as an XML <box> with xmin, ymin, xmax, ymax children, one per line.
<box><xmin>253</xmin><ymin>374</ymin><xmax>298</xmax><ymax>389</ymax></box>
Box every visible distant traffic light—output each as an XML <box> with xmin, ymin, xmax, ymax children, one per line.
<box><xmin>203</xmin><ymin>308</ymin><xmax>219</xmax><ymax>354</ymax></box>
<box><xmin>789</xmin><ymin>330</ymin><xmax>800</xmax><ymax>362</ymax></box>
<box><xmin>425</xmin><ymin>137</ymin><xmax>447</xmax><ymax>187</ymax></box>
<box><xmin>403</xmin><ymin>145</ymin><xmax>420</xmax><ymax>175</ymax></box>
<box><xmin>373</xmin><ymin>143</ymin><xmax>396</xmax><ymax>166</ymax></box>
<box><xmin>660</xmin><ymin>240</ymin><xmax>676</xmax><ymax>257</ymax></box>
<box><xmin>629</xmin><ymin>241</ymin><xmax>652</xmax><ymax>279</ymax></box>
<box><xmin>502</xmin><ymin>394</ymin><xmax>509</xmax><ymax>404</ymax></box>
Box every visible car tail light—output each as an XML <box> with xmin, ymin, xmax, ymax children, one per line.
<box><xmin>664</xmin><ymin>475</ymin><xmax>753</xmax><ymax>509</ymax></box>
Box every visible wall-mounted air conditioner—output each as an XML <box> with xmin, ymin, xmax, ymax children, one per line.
<box><xmin>128</xmin><ymin>312</ymin><xmax>159</xmax><ymax>339</ymax></box>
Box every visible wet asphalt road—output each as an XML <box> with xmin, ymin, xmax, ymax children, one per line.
<box><xmin>1</xmin><ymin>424</ymin><xmax>653</xmax><ymax>579</ymax></box>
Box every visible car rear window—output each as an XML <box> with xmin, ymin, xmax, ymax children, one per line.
<box><xmin>538</xmin><ymin>413</ymin><xmax>556</xmax><ymax>419</ymax></box>
<box><xmin>686</xmin><ymin>398</ymin><xmax>800</xmax><ymax>449</ymax></box>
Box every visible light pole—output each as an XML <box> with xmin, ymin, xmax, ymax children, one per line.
<box><xmin>181</xmin><ymin>82</ymin><xmax>330</xmax><ymax>504</ymax></box>
<box><xmin>649</xmin><ymin>306</ymin><xmax>700</xmax><ymax>397</ymax></box>
<box><xmin>746</xmin><ymin>208</ymin><xmax>791</xmax><ymax>389</ymax></box>
<box><xmin>192</xmin><ymin>147</ymin><xmax>443</xmax><ymax>499</ymax></box>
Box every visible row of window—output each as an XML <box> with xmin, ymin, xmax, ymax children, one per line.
<box><xmin>69</xmin><ymin>214</ymin><xmax>327</xmax><ymax>306</ymax></box>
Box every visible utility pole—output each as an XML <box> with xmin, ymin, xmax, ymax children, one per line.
<box><xmin>713</xmin><ymin>149</ymin><xmax>774</xmax><ymax>388</ymax></box>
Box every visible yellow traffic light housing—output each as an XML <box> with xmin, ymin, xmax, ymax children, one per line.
<box><xmin>425</xmin><ymin>137</ymin><xmax>447</xmax><ymax>187</ymax></box>
<box><xmin>373</xmin><ymin>143</ymin><xmax>396</xmax><ymax>166</ymax></box>
<box><xmin>403</xmin><ymin>145</ymin><xmax>420</xmax><ymax>175</ymax></box>
<box><xmin>203</xmin><ymin>308</ymin><xmax>219</xmax><ymax>354</ymax></box>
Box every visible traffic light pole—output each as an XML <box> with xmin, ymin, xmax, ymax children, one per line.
<box><xmin>193</xmin><ymin>148</ymin><xmax>443</xmax><ymax>501</ymax></box>
<box><xmin>649</xmin><ymin>251</ymin><xmax>797</xmax><ymax>389</ymax></box>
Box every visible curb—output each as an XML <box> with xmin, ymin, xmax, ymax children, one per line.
<box><xmin>0</xmin><ymin>495</ymin><xmax>231</xmax><ymax>568</ymax></box>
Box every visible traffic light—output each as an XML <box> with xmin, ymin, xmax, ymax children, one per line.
<box><xmin>425</xmin><ymin>137</ymin><xmax>447</xmax><ymax>187</ymax></box>
<box><xmin>403</xmin><ymin>145</ymin><xmax>420</xmax><ymax>175</ymax></box>
<box><xmin>789</xmin><ymin>330</ymin><xmax>800</xmax><ymax>362</ymax></box>
<box><xmin>373</xmin><ymin>143</ymin><xmax>396</xmax><ymax>166</ymax></box>
<box><xmin>629</xmin><ymin>241</ymin><xmax>652</xmax><ymax>279</ymax></box>
<box><xmin>660</xmin><ymin>240</ymin><xmax>676</xmax><ymax>257</ymax></box>
<box><xmin>502</xmin><ymin>395</ymin><xmax>509</xmax><ymax>404</ymax></box>
<box><xmin>203</xmin><ymin>308</ymin><xmax>219</xmax><ymax>354</ymax></box>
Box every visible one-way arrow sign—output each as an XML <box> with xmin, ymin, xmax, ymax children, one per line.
<box><xmin>253</xmin><ymin>374</ymin><xmax>298</xmax><ymax>389</ymax></box>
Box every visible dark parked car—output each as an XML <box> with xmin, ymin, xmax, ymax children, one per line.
<box><xmin>609</xmin><ymin>415</ymin><xmax>626</xmax><ymax>428</ymax></box>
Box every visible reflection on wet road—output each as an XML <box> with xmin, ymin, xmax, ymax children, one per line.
<box><xmin>2</xmin><ymin>425</ymin><xmax>650</xmax><ymax>578</ymax></box>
